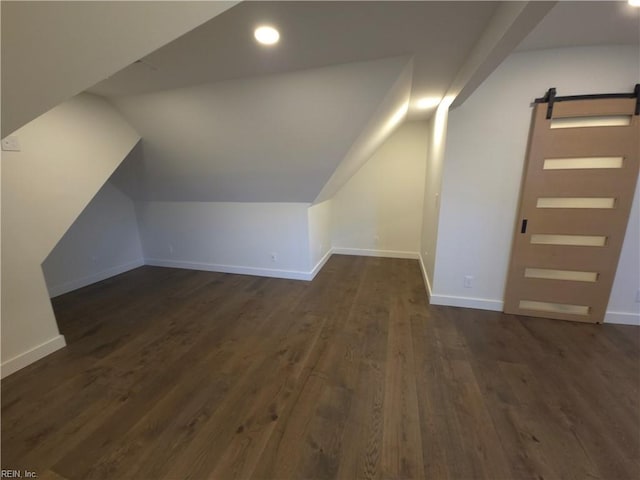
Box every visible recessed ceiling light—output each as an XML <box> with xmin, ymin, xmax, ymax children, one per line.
<box><xmin>629</xmin><ymin>0</ymin><xmax>640</xmax><ymax>6</ymax></box>
<box><xmin>415</xmin><ymin>97</ymin><xmax>441</xmax><ymax>110</ymax></box>
<box><xmin>254</xmin><ymin>26</ymin><xmax>280</xmax><ymax>45</ymax></box>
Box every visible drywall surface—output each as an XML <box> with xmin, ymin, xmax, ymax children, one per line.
<box><xmin>308</xmin><ymin>200</ymin><xmax>333</xmax><ymax>271</ymax></box>
<box><xmin>1</xmin><ymin>93</ymin><xmax>139</xmax><ymax>374</ymax></box>
<box><xmin>420</xmin><ymin>100</ymin><xmax>452</xmax><ymax>291</ymax></box>
<box><xmin>111</xmin><ymin>57</ymin><xmax>409</xmax><ymax>203</ymax></box>
<box><xmin>1</xmin><ymin>0</ymin><xmax>236</xmax><ymax>136</ymax></box>
<box><xmin>137</xmin><ymin>201</ymin><xmax>312</xmax><ymax>279</ymax></box>
<box><xmin>90</xmin><ymin>2</ymin><xmax>499</xmax><ymax>99</ymax></box>
<box><xmin>331</xmin><ymin>121</ymin><xmax>428</xmax><ymax>256</ymax></box>
<box><xmin>42</xmin><ymin>181</ymin><xmax>144</xmax><ymax>297</ymax></box>
<box><xmin>606</xmin><ymin>179</ymin><xmax>640</xmax><ymax>324</ymax></box>
<box><xmin>432</xmin><ymin>45</ymin><xmax>640</xmax><ymax>322</ymax></box>
<box><xmin>315</xmin><ymin>58</ymin><xmax>413</xmax><ymax>203</ymax></box>
<box><xmin>447</xmin><ymin>1</ymin><xmax>553</xmax><ymax>107</ymax></box>
<box><xmin>308</xmin><ymin>200</ymin><xmax>333</xmax><ymax>269</ymax></box>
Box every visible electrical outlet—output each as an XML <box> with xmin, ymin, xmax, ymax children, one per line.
<box><xmin>1</xmin><ymin>136</ymin><xmax>20</xmax><ymax>152</ymax></box>
<box><xmin>636</xmin><ymin>289</ymin><xmax>640</xmax><ymax>303</ymax></box>
<box><xmin>168</xmin><ymin>244</ymin><xmax>174</xmax><ymax>254</ymax></box>
<box><xmin>464</xmin><ymin>275</ymin><xmax>473</xmax><ymax>288</ymax></box>
<box><xmin>270</xmin><ymin>252</ymin><xmax>277</xmax><ymax>262</ymax></box>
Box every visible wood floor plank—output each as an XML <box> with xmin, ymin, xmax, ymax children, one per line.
<box><xmin>209</xmin><ymin>314</ymin><xmax>327</xmax><ymax>480</ymax></box>
<box><xmin>250</xmin><ymin>373</ymin><xmax>328</xmax><ymax>480</ymax></box>
<box><xmin>36</xmin><ymin>470</ymin><xmax>70</xmax><ymax>480</ymax></box>
<box><xmin>1</xmin><ymin>256</ymin><xmax>638</xmax><ymax>480</ymax></box>
<box><xmin>157</xmin><ymin>308</ymin><xmax>318</xmax><ymax>478</ymax></box>
<box><xmin>289</xmin><ymin>258</ymin><xmax>372</xmax><ymax>479</ymax></box>
<box><xmin>381</xmin><ymin>296</ymin><xmax>425</xmax><ymax>480</ymax></box>
<box><xmin>250</xmin><ymin>257</ymin><xmax>367</xmax><ymax>480</ymax></box>
<box><xmin>410</xmin><ymin>311</ymin><xmax>453</xmax><ymax>480</ymax></box>
<box><xmin>335</xmin><ymin>265</ymin><xmax>390</xmax><ymax>480</ymax></box>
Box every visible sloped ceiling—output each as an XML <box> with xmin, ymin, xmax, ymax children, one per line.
<box><xmin>96</xmin><ymin>1</ymin><xmax>558</xmax><ymax>204</ymax></box>
<box><xmin>89</xmin><ymin>1</ymin><xmax>501</xmax><ymax>111</ymax></box>
<box><xmin>110</xmin><ymin>56</ymin><xmax>411</xmax><ymax>203</ymax></box>
<box><xmin>517</xmin><ymin>1</ymin><xmax>640</xmax><ymax>51</ymax></box>
<box><xmin>1</xmin><ymin>1</ymin><xmax>237</xmax><ymax>137</ymax></box>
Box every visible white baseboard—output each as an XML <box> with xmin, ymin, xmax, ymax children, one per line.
<box><xmin>418</xmin><ymin>254</ymin><xmax>432</xmax><ymax>300</ymax></box>
<box><xmin>145</xmin><ymin>258</ymin><xmax>315</xmax><ymax>281</ymax></box>
<box><xmin>604</xmin><ymin>311</ymin><xmax>640</xmax><ymax>326</ymax></box>
<box><xmin>1</xmin><ymin>335</ymin><xmax>66</xmax><ymax>379</ymax></box>
<box><xmin>332</xmin><ymin>247</ymin><xmax>419</xmax><ymax>260</ymax></box>
<box><xmin>48</xmin><ymin>258</ymin><xmax>145</xmax><ymax>298</ymax></box>
<box><xmin>309</xmin><ymin>248</ymin><xmax>334</xmax><ymax>281</ymax></box>
<box><xmin>146</xmin><ymin>249</ymin><xmax>420</xmax><ymax>282</ymax></box>
<box><xmin>429</xmin><ymin>294</ymin><xmax>504</xmax><ymax>312</ymax></box>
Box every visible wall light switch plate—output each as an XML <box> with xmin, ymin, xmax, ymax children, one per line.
<box><xmin>1</xmin><ymin>136</ymin><xmax>21</xmax><ymax>152</ymax></box>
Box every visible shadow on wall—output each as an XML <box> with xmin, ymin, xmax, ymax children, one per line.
<box><xmin>108</xmin><ymin>140</ymin><xmax>149</xmax><ymax>201</ymax></box>
<box><xmin>42</xmin><ymin>179</ymin><xmax>145</xmax><ymax>299</ymax></box>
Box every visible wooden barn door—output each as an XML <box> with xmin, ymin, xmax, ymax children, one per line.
<box><xmin>504</xmin><ymin>87</ymin><xmax>640</xmax><ymax>323</ymax></box>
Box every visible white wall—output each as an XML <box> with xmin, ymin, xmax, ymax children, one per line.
<box><xmin>1</xmin><ymin>94</ymin><xmax>139</xmax><ymax>376</ymax></box>
<box><xmin>420</xmin><ymin>98</ymin><xmax>453</xmax><ymax>292</ymax></box>
<box><xmin>308</xmin><ymin>200</ymin><xmax>333</xmax><ymax>273</ymax></box>
<box><xmin>133</xmin><ymin>120</ymin><xmax>431</xmax><ymax>283</ymax></box>
<box><xmin>137</xmin><ymin>201</ymin><xmax>313</xmax><ymax>280</ymax></box>
<box><xmin>331</xmin><ymin>120</ymin><xmax>428</xmax><ymax>258</ymax></box>
<box><xmin>606</xmin><ymin>183</ymin><xmax>640</xmax><ymax>324</ymax></box>
<box><xmin>42</xmin><ymin>181</ymin><xmax>144</xmax><ymax>298</ymax></box>
<box><xmin>431</xmin><ymin>45</ymin><xmax>640</xmax><ymax>323</ymax></box>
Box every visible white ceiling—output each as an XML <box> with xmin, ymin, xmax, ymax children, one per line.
<box><xmin>102</xmin><ymin>1</ymin><xmax>518</xmax><ymax>204</ymax></box>
<box><xmin>517</xmin><ymin>1</ymin><xmax>640</xmax><ymax>51</ymax></box>
<box><xmin>99</xmin><ymin>1</ymin><xmax>638</xmax><ymax>205</ymax></box>
<box><xmin>88</xmin><ymin>1</ymin><xmax>500</xmax><ymax>112</ymax></box>
<box><xmin>110</xmin><ymin>56</ymin><xmax>411</xmax><ymax>202</ymax></box>
<box><xmin>1</xmin><ymin>1</ymin><xmax>236</xmax><ymax>137</ymax></box>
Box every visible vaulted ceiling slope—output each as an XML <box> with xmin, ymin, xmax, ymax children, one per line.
<box><xmin>1</xmin><ymin>1</ymin><xmax>237</xmax><ymax>138</ymax></box>
<box><xmin>98</xmin><ymin>1</ymin><xmax>562</xmax><ymax>204</ymax></box>
<box><xmin>109</xmin><ymin>56</ymin><xmax>411</xmax><ymax>203</ymax></box>
<box><xmin>89</xmin><ymin>1</ymin><xmax>501</xmax><ymax>108</ymax></box>
<box><xmin>517</xmin><ymin>1</ymin><xmax>640</xmax><ymax>51</ymax></box>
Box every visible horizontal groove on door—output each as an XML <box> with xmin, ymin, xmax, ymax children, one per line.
<box><xmin>550</xmin><ymin>115</ymin><xmax>631</xmax><ymax>129</ymax></box>
<box><xmin>543</xmin><ymin>156</ymin><xmax>624</xmax><ymax>170</ymax></box>
<box><xmin>519</xmin><ymin>300</ymin><xmax>590</xmax><ymax>316</ymax></box>
<box><xmin>536</xmin><ymin>197</ymin><xmax>616</xmax><ymax>209</ymax></box>
<box><xmin>530</xmin><ymin>234</ymin><xmax>607</xmax><ymax>246</ymax></box>
<box><xmin>524</xmin><ymin>268</ymin><xmax>598</xmax><ymax>282</ymax></box>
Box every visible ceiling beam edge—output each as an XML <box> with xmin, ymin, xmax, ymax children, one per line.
<box><xmin>447</xmin><ymin>1</ymin><xmax>557</xmax><ymax>109</ymax></box>
<box><xmin>1</xmin><ymin>1</ymin><xmax>239</xmax><ymax>138</ymax></box>
<box><xmin>313</xmin><ymin>57</ymin><xmax>414</xmax><ymax>205</ymax></box>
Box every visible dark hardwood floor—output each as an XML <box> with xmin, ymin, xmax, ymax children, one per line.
<box><xmin>2</xmin><ymin>255</ymin><xmax>639</xmax><ymax>479</ymax></box>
